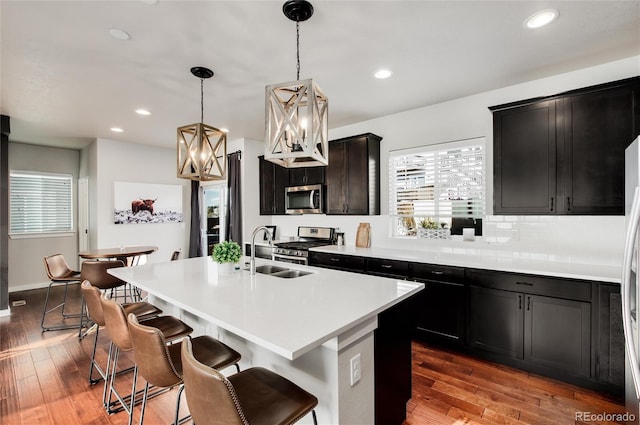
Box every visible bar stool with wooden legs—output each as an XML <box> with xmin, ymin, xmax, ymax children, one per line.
<box><xmin>181</xmin><ymin>338</ymin><xmax>318</xmax><ymax>425</ymax></box>
<box><xmin>41</xmin><ymin>253</ymin><xmax>83</xmax><ymax>332</ymax></box>
<box><xmin>100</xmin><ymin>293</ymin><xmax>193</xmax><ymax>421</ymax></box>
<box><xmin>127</xmin><ymin>313</ymin><xmax>241</xmax><ymax>425</ymax></box>
<box><xmin>80</xmin><ymin>280</ymin><xmax>162</xmax><ymax>400</ymax></box>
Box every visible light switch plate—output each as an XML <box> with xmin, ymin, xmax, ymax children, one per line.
<box><xmin>350</xmin><ymin>353</ymin><xmax>361</xmax><ymax>386</ymax></box>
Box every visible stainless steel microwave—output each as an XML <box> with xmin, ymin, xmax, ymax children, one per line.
<box><xmin>285</xmin><ymin>184</ymin><xmax>324</xmax><ymax>214</ymax></box>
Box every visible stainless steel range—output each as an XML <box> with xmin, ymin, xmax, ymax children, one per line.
<box><xmin>272</xmin><ymin>226</ymin><xmax>334</xmax><ymax>265</ymax></box>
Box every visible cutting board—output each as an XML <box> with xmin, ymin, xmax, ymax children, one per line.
<box><xmin>355</xmin><ymin>222</ymin><xmax>371</xmax><ymax>248</ymax></box>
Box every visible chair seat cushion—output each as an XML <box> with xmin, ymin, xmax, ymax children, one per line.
<box><xmin>140</xmin><ymin>316</ymin><xmax>193</xmax><ymax>342</ymax></box>
<box><xmin>122</xmin><ymin>302</ymin><xmax>162</xmax><ymax>320</ymax></box>
<box><xmin>229</xmin><ymin>367</ymin><xmax>318</xmax><ymax>425</ymax></box>
<box><xmin>169</xmin><ymin>335</ymin><xmax>241</xmax><ymax>376</ymax></box>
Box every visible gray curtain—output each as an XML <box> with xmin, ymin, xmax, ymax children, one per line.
<box><xmin>188</xmin><ymin>179</ymin><xmax>202</xmax><ymax>258</ymax></box>
<box><xmin>226</xmin><ymin>151</ymin><xmax>242</xmax><ymax>244</ymax></box>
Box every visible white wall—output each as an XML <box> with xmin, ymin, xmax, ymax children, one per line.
<box><xmin>8</xmin><ymin>143</ymin><xmax>80</xmax><ymax>291</ymax></box>
<box><xmin>272</xmin><ymin>56</ymin><xmax>640</xmax><ymax>267</ymax></box>
<box><xmin>84</xmin><ymin>138</ymin><xmax>191</xmax><ymax>263</ymax></box>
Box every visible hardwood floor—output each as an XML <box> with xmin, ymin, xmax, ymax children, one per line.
<box><xmin>1</xmin><ymin>286</ymin><xmax>627</xmax><ymax>425</ymax></box>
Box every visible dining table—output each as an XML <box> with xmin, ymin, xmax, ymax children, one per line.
<box><xmin>78</xmin><ymin>245</ymin><xmax>158</xmax><ymax>266</ymax></box>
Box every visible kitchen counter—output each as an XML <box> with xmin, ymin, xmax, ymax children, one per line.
<box><xmin>109</xmin><ymin>256</ymin><xmax>422</xmax><ymax>360</ymax></box>
<box><xmin>109</xmin><ymin>256</ymin><xmax>423</xmax><ymax>424</ymax></box>
<box><xmin>312</xmin><ymin>245</ymin><xmax>621</xmax><ymax>283</ymax></box>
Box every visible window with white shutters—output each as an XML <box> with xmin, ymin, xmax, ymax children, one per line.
<box><xmin>10</xmin><ymin>171</ymin><xmax>73</xmax><ymax>236</ymax></box>
<box><xmin>389</xmin><ymin>138</ymin><xmax>485</xmax><ymax>237</ymax></box>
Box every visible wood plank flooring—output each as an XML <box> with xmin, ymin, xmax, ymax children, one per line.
<box><xmin>1</xmin><ymin>285</ymin><xmax>627</xmax><ymax>425</ymax></box>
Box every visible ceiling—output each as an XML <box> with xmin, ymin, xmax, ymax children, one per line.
<box><xmin>1</xmin><ymin>1</ymin><xmax>639</xmax><ymax>151</ymax></box>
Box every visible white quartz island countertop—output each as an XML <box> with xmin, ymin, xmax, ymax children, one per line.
<box><xmin>109</xmin><ymin>256</ymin><xmax>424</xmax><ymax>360</ymax></box>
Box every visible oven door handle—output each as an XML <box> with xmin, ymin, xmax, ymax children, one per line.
<box><xmin>272</xmin><ymin>253</ymin><xmax>308</xmax><ymax>264</ymax></box>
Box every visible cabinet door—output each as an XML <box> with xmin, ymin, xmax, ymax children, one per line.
<box><xmin>288</xmin><ymin>167</ymin><xmax>325</xmax><ymax>186</ymax></box>
<box><xmin>562</xmin><ymin>83</ymin><xmax>639</xmax><ymax>214</ymax></box>
<box><xmin>524</xmin><ymin>295</ymin><xmax>591</xmax><ymax>378</ymax></box>
<box><xmin>326</xmin><ymin>142</ymin><xmax>346</xmax><ymax>214</ymax></box>
<box><xmin>344</xmin><ymin>137</ymin><xmax>369</xmax><ymax>214</ymax></box>
<box><xmin>493</xmin><ymin>100</ymin><xmax>557</xmax><ymax>214</ymax></box>
<box><xmin>469</xmin><ymin>286</ymin><xmax>524</xmax><ymax>359</ymax></box>
<box><xmin>416</xmin><ymin>280</ymin><xmax>465</xmax><ymax>346</ymax></box>
<box><xmin>258</xmin><ymin>156</ymin><xmax>288</xmax><ymax>215</ymax></box>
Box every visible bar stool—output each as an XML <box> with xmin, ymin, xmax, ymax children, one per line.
<box><xmin>80</xmin><ymin>281</ymin><xmax>161</xmax><ymax>392</ymax></box>
<box><xmin>41</xmin><ymin>253</ymin><xmax>83</xmax><ymax>332</ymax></box>
<box><xmin>127</xmin><ymin>313</ymin><xmax>241</xmax><ymax>425</ymax></box>
<box><xmin>100</xmin><ymin>294</ymin><xmax>193</xmax><ymax>421</ymax></box>
<box><xmin>181</xmin><ymin>338</ymin><xmax>318</xmax><ymax>425</ymax></box>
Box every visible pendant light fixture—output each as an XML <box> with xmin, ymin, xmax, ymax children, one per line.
<box><xmin>177</xmin><ymin>66</ymin><xmax>227</xmax><ymax>181</ymax></box>
<box><xmin>265</xmin><ymin>0</ymin><xmax>328</xmax><ymax>168</ymax></box>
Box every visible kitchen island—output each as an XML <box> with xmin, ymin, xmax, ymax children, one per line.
<box><xmin>109</xmin><ymin>256</ymin><xmax>424</xmax><ymax>425</ymax></box>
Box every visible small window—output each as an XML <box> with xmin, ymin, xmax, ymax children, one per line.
<box><xmin>10</xmin><ymin>171</ymin><xmax>73</xmax><ymax>236</ymax></box>
<box><xmin>389</xmin><ymin>138</ymin><xmax>485</xmax><ymax>237</ymax></box>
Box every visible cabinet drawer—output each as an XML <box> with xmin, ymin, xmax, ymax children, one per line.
<box><xmin>412</xmin><ymin>263</ymin><xmax>464</xmax><ymax>284</ymax></box>
<box><xmin>309</xmin><ymin>252</ymin><xmax>365</xmax><ymax>273</ymax></box>
<box><xmin>367</xmin><ymin>258</ymin><xmax>410</xmax><ymax>278</ymax></box>
<box><xmin>466</xmin><ymin>268</ymin><xmax>591</xmax><ymax>301</ymax></box>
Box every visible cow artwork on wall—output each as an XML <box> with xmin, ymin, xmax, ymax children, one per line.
<box><xmin>114</xmin><ymin>182</ymin><xmax>183</xmax><ymax>224</ymax></box>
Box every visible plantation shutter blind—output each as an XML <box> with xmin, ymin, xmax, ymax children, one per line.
<box><xmin>390</xmin><ymin>142</ymin><xmax>484</xmax><ymax>220</ymax></box>
<box><xmin>10</xmin><ymin>171</ymin><xmax>73</xmax><ymax>234</ymax></box>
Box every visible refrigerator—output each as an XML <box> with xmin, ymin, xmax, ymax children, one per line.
<box><xmin>623</xmin><ymin>136</ymin><xmax>640</xmax><ymax>424</ymax></box>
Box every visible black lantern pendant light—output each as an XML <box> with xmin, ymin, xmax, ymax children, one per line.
<box><xmin>264</xmin><ymin>0</ymin><xmax>328</xmax><ymax>168</ymax></box>
<box><xmin>177</xmin><ymin>66</ymin><xmax>227</xmax><ymax>181</ymax></box>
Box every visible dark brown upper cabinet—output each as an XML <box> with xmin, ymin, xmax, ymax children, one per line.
<box><xmin>258</xmin><ymin>155</ymin><xmax>289</xmax><ymax>215</ymax></box>
<box><xmin>288</xmin><ymin>166</ymin><xmax>325</xmax><ymax>187</ymax></box>
<box><xmin>326</xmin><ymin>133</ymin><xmax>381</xmax><ymax>215</ymax></box>
<box><xmin>491</xmin><ymin>77</ymin><xmax>640</xmax><ymax>215</ymax></box>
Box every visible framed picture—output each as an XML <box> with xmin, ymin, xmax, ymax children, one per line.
<box><xmin>264</xmin><ymin>225</ymin><xmax>276</xmax><ymax>241</ymax></box>
<box><xmin>114</xmin><ymin>181</ymin><xmax>183</xmax><ymax>224</ymax></box>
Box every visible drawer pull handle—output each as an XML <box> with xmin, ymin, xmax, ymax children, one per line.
<box><xmin>330</xmin><ymin>258</ymin><xmax>340</xmax><ymax>262</ymax></box>
<box><xmin>431</xmin><ymin>270</ymin><xmax>444</xmax><ymax>275</ymax></box>
<box><xmin>381</xmin><ymin>264</ymin><xmax>393</xmax><ymax>269</ymax></box>
<box><xmin>518</xmin><ymin>295</ymin><xmax>522</xmax><ymax>309</ymax></box>
<box><xmin>516</xmin><ymin>281</ymin><xmax>533</xmax><ymax>286</ymax></box>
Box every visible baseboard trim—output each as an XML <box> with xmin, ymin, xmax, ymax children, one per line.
<box><xmin>0</xmin><ymin>307</ymin><xmax>10</xmax><ymax>317</ymax></box>
<box><xmin>9</xmin><ymin>281</ymin><xmax>51</xmax><ymax>293</ymax></box>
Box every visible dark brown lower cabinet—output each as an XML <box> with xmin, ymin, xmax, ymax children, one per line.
<box><xmin>597</xmin><ymin>283</ymin><xmax>625</xmax><ymax>388</ymax></box>
<box><xmin>374</xmin><ymin>296</ymin><xmax>416</xmax><ymax>425</ymax></box>
<box><xmin>469</xmin><ymin>285</ymin><xmax>591</xmax><ymax>380</ymax></box>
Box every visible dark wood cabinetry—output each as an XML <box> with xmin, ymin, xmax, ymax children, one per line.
<box><xmin>467</xmin><ymin>269</ymin><xmax>592</xmax><ymax>380</ymax></box>
<box><xmin>597</xmin><ymin>283</ymin><xmax>625</xmax><ymax>388</ymax></box>
<box><xmin>492</xmin><ymin>77</ymin><xmax>640</xmax><ymax>215</ymax></box>
<box><xmin>258</xmin><ymin>155</ymin><xmax>289</xmax><ymax>215</ymax></box>
<box><xmin>326</xmin><ymin>133</ymin><xmax>381</xmax><ymax>215</ymax></box>
<box><xmin>367</xmin><ymin>258</ymin><xmax>409</xmax><ymax>279</ymax></box>
<box><xmin>413</xmin><ymin>263</ymin><xmax>465</xmax><ymax>346</ymax></box>
<box><xmin>308</xmin><ymin>251</ymin><xmax>366</xmax><ymax>273</ymax></box>
<box><xmin>288</xmin><ymin>167</ymin><xmax>325</xmax><ymax>186</ymax></box>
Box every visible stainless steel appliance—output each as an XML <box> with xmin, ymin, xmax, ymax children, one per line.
<box><xmin>623</xmin><ymin>136</ymin><xmax>640</xmax><ymax>424</ymax></box>
<box><xmin>285</xmin><ymin>184</ymin><xmax>324</xmax><ymax>214</ymax></box>
<box><xmin>272</xmin><ymin>226</ymin><xmax>334</xmax><ymax>265</ymax></box>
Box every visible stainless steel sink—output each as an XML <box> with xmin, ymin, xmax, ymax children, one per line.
<box><xmin>253</xmin><ymin>264</ymin><xmax>289</xmax><ymax>275</ymax></box>
<box><xmin>245</xmin><ymin>265</ymin><xmax>313</xmax><ymax>279</ymax></box>
<box><xmin>270</xmin><ymin>269</ymin><xmax>313</xmax><ymax>279</ymax></box>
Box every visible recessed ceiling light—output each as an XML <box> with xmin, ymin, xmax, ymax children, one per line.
<box><xmin>135</xmin><ymin>109</ymin><xmax>151</xmax><ymax>116</ymax></box>
<box><xmin>374</xmin><ymin>69</ymin><xmax>392</xmax><ymax>79</ymax></box>
<box><xmin>525</xmin><ymin>9</ymin><xmax>559</xmax><ymax>29</ymax></box>
<box><xmin>108</xmin><ymin>28</ymin><xmax>130</xmax><ymax>40</ymax></box>
<box><xmin>110</xmin><ymin>127</ymin><xmax>124</xmax><ymax>133</ymax></box>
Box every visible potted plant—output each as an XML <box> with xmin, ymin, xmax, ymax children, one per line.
<box><xmin>212</xmin><ymin>240</ymin><xmax>242</xmax><ymax>274</ymax></box>
<box><xmin>417</xmin><ymin>218</ymin><xmax>450</xmax><ymax>239</ymax></box>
